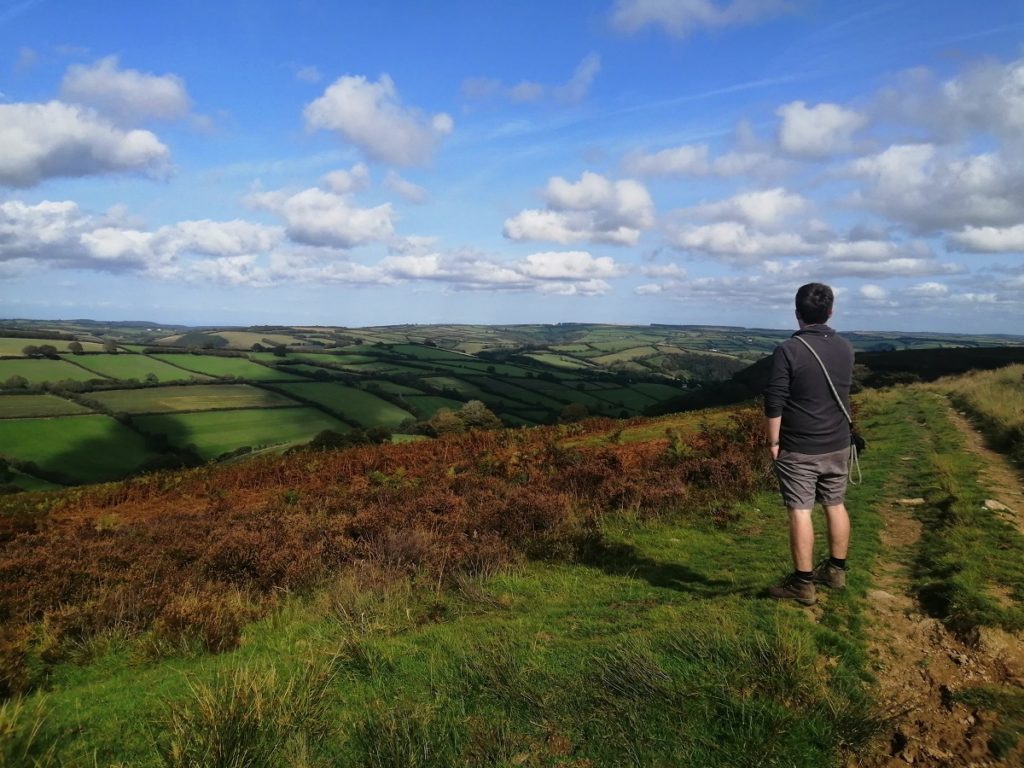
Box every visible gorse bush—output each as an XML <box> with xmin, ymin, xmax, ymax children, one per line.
<box><xmin>0</xmin><ymin>407</ymin><xmax>770</xmax><ymax>697</ymax></box>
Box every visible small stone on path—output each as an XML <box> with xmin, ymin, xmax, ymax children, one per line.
<box><xmin>897</xmin><ymin>498</ymin><xmax>926</xmax><ymax>506</ymax></box>
<box><xmin>984</xmin><ymin>499</ymin><xmax>1012</xmax><ymax>512</ymax></box>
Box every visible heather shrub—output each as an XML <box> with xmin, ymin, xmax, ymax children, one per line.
<box><xmin>0</xmin><ymin>406</ymin><xmax>769</xmax><ymax>692</ymax></box>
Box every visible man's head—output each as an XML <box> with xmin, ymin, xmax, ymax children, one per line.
<box><xmin>795</xmin><ymin>283</ymin><xmax>833</xmax><ymax>325</ymax></box>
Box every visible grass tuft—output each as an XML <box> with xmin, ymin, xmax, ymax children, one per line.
<box><xmin>0</xmin><ymin>696</ymin><xmax>57</xmax><ymax>768</ymax></box>
<box><xmin>152</xmin><ymin>653</ymin><xmax>338</xmax><ymax>768</ymax></box>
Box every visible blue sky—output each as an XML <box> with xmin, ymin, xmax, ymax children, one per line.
<box><xmin>1</xmin><ymin>0</ymin><xmax>1023</xmax><ymax>332</ymax></box>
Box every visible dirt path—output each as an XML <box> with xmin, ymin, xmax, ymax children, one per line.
<box><xmin>860</xmin><ymin>402</ymin><xmax>1024</xmax><ymax>767</ymax></box>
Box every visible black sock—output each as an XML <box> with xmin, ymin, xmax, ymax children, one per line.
<box><xmin>795</xmin><ymin>570</ymin><xmax>813</xmax><ymax>583</ymax></box>
<box><xmin>829</xmin><ymin>557</ymin><xmax>846</xmax><ymax>570</ymax></box>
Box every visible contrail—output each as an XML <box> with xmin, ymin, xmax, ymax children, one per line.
<box><xmin>0</xmin><ymin>0</ymin><xmax>46</xmax><ymax>26</ymax></box>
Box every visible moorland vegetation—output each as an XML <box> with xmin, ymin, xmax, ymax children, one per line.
<box><xmin>1</xmin><ymin>358</ymin><xmax>1023</xmax><ymax>765</ymax></box>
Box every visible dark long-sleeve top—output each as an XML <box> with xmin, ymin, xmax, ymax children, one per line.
<box><xmin>763</xmin><ymin>324</ymin><xmax>854</xmax><ymax>454</ymax></box>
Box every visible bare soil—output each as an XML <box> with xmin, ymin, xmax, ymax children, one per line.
<box><xmin>859</xmin><ymin>404</ymin><xmax>1024</xmax><ymax>767</ymax></box>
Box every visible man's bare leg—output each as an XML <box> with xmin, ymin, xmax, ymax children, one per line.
<box><xmin>788</xmin><ymin>507</ymin><xmax>814</xmax><ymax>571</ymax></box>
<box><xmin>823</xmin><ymin>503</ymin><xmax>850</xmax><ymax>559</ymax></box>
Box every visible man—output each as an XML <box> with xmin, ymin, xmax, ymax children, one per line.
<box><xmin>764</xmin><ymin>283</ymin><xmax>854</xmax><ymax>606</ymax></box>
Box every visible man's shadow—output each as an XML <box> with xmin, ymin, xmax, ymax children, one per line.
<box><xmin>580</xmin><ymin>539</ymin><xmax>757</xmax><ymax>598</ymax></box>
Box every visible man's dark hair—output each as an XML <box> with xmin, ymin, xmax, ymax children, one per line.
<box><xmin>795</xmin><ymin>283</ymin><xmax>833</xmax><ymax>324</ymax></box>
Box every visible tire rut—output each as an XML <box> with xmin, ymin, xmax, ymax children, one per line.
<box><xmin>859</xmin><ymin>402</ymin><xmax>1024</xmax><ymax>767</ymax></box>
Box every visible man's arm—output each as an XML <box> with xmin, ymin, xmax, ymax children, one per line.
<box><xmin>763</xmin><ymin>345</ymin><xmax>790</xmax><ymax>459</ymax></box>
<box><xmin>765</xmin><ymin>415</ymin><xmax>781</xmax><ymax>460</ymax></box>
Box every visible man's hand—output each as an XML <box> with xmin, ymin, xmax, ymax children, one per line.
<box><xmin>769</xmin><ymin>444</ymin><xmax>779</xmax><ymax>461</ymax></box>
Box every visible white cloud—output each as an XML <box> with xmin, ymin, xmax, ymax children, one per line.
<box><xmin>187</xmin><ymin>255</ymin><xmax>270</xmax><ymax>287</ymax></box>
<box><xmin>504</xmin><ymin>172</ymin><xmax>654</xmax><ymax>246</ymax></box>
<box><xmin>667</xmin><ymin>221</ymin><xmax>815</xmax><ymax>262</ymax></box>
<box><xmin>373</xmin><ymin>250</ymin><xmax>617</xmax><ymax>295</ymax></box>
<box><xmin>776</xmin><ymin>101</ymin><xmax>866</xmax><ymax>157</ymax></box>
<box><xmin>304</xmin><ymin>74</ymin><xmax>452</xmax><ymax>166</ymax></box>
<box><xmin>611</xmin><ymin>0</ymin><xmax>794</xmax><ymax>38</ymax></box>
<box><xmin>517</xmin><ymin>251</ymin><xmax>623</xmax><ymax>280</ymax></box>
<box><xmin>822</xmin><ymin>239</ymin><xmax>930</xmax><ymax>262</ymax></box>
<box><xmin>0</xmin><ymin>101</ymin><xmax>170</xmax><ymax>187</ymax></box>
<box><xmin>848</xmin><ymin>144</ymin><xmax>1024</xmax><ymax>232</ymax></box>
<box><xmin>641</xmin><ymin>262</ymin><xmax>686</xmax><ymax>277</ymax></box>
<box><xmin>858</xmin><ymin>284</ymin><xmax>888</xmax><ymax>301</ymax></box>
<box><xmin>947</xmin><ymin>224</ymin><xmax>1024</xmax><ymax>253</ymax></box>
<box><xmin>322</xmin><ymin>163</ymin><xmax>371</xmax><ymax>195</ymax></box>
<box><xmin>385</xmin><ymin>171</ymin><xmax>429</xmax><ymax>204</ymax></box>
<box><xmin>538</xmin><ymin>279</ymin><xmax>610</xmax><ymax>296</ymax></box>
<box><xmin>906</xmin><ymin>282</ymin><xmax>949</xmax><ymax>297</ymax></box>
<box><xmin>295</xmin><ymin>66</ymin><xmax>322</xmax><ymax>83</ymax></box>
<box><xmin>61</xmin><ymin>56</ymin><xmax>190</xmax><ymax>124</ymax></box>
<box><xmin>248</xmin><ymin>187</ymin><xmax>395</xmax><ymax>249</ymax></box>
<box><xmin>0</xmin><ymin>198</ymin><xmax>621</xmax><ymax>296</ymax></box>
<box><xmin>15</xmin><ymin>46</ymin><xmax>38</xmax><ymax>72</ymax></box>
<box><xmin>624</xmin><ymin>143</ymin><xmax>786</xmax><ymax>178</ymax></box>
<box><xmin>157</xmin><ymin>219</ymin><xmax>283</xmax><ymax>256</ymax></box>
<box><xmin>951</xmin><ymin>292</ymin><xmax>998</xmax><ymax>304</ymax></box>
<box><xmin>624</xmin><ymin>144</ymin><xmax>710</xmax><ymax>176</ymax></box>
<box><xmin>81</xmin><ymin>227</ymin><xmax>154</xmax><ymax>263</ymax></box>
<box><xmin>462</xmin><ymin>53</ymin><xmax>600</xmax><ymax>105</ymax></box>
<box><xmin>688</xmin><ymin>188</ymin><xmax>808</xmax><ymax>228</ymax></box>
<box><xmin>823</xmin><ymin>258</ymin><xmax>960</xmax><ymax>278</ymax></box>
<box><xmin>635</xmin><ymin>283</ymin><xmax>664</xmax><ymax>295</ymax></box>
<box><xmin>553</xmin><ymin>53</ymin><xmax>601</xmax><ymax>104</ymax></box>
<box><xmin>878</xmin><ymin>57</ymin><xmax>1024</xmax><ymax>143</ymax></box>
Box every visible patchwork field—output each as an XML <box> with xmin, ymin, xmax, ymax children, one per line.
<box><xmin>73</xmin><ymin>354</ymin><xmax>212</xmax><ymax>383</ymax></box>
<box><xmin>0</xmin><ymin>414</ymin><xmax>164</xmax><ymax>482</ymax></box>
<box><xmin>276</xmin><ymin>382</ymin><xmax>414</xmax><ymax>428</ymax></box>
<box><xmin>134</xmin><ymin>407</ymin><xmax>348</xmax><ymax>459</ymax></box>
<box><xmin>0</xmin><ymin>358</ymin><xmax>108</xmax><ymax>384</ymax></box>
<box><xmin>0</xmin><ymin>337</ymin><xmax>106</xmax><ymax>355</ymax></box>
<box><xmin>87</xmin><ymin>384</ymin><xmax>299</xmax><ymax>414</ymax></box>
<box><xmin>151</xmin><ymin>355</ymin><xmax>306</xmax><ymax>381</ymax></box>
<box><xmin>0</xmin><ymin>394</ymin><xmax>92</xmax><ymax>418</ymax></box>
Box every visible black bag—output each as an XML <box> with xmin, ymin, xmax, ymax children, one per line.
<box><xmin>851</xmin><ymin>430</ymin><xmax>866</xmax><ymax>454</ymax></box>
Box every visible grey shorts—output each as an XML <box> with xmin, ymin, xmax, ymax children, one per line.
<box><xmin>774</xmin><ymin>447</ymin><xmax>850</xmax><ymax>509</ymax></box>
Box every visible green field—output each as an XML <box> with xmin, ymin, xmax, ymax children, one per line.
<box><xmin>276</xmin><ymin>383</ymin><xmax>413</xmax><ymax>428</ymax></box>
<box><xmin>480</xmin><ymin>379</ymin><xmax>569</xmax><ymax>410</ymax></box>
<box><xmin>403</xmin><ymin>394</ymin><xmax>465</xmax><ymax>418</ymax></box>
<box><xmin>588</xmin><ymin>387</ymin><xmax>657</xmax><ymax>412</ymax></box>
<box><xmin>151</xmin><ymin>355</ymin><xmax>307</xmax><ymax>381</ymax></box>
<box><xmin>364</xmin><ymin>380</ymin><xmax>425</xmax><ymax>395</ymax></box>
<box><xmin>524</xmin><ymin>352</ymin><xmax>594</xmax><ymax>370</ymax></box>
<box><xmin>87</xmin><ymin>384</ymin><xmax>300</xmax><ymax>414</ymax></box>
<box><xmin>591</xmin><ymin>346</ymin><xmax>662</xmax><ymax>365</ymax></box>
<box><xmin>0</xmin><ymin>337</ymin><xmax>106</xmax><ymax>355</ymax></box>
<box><xmin>214</xmin><ymin>331</ymin><xmax>305</xmax><ymax>349</ymax></box>
<box><xmin>0</xmin><ymin>393</ymin><xmax>91</xmax><ymax>418</ymax></box>
<box><xmin>0</xmin><ymin>358</ymin><xmax>109</xmax><ymax>384</ymax></box>
<box><xmin>73</xmin><ymin>354</ymin><xmax>212</xmax><ymax>383</ymax></box>
<box><xmin>0</xmin><ymin>415</ymin><xmax>165</xmax><ymax>483</ymax></box>
<box><xmin>134</xmin><ymin>407</ymin><xmax>349</xmax><ymax>459</ymax></box>
<box><xmin>419</xmin><ymin>376</ymin><xmax>475</xmax><ymax>394</ymax></box>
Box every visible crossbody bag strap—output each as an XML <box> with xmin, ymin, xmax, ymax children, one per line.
<box><xmin>793</xmin><ymin>335</ymin><xmax>852</xmax><ymax>424</ymax></box>
<box><xmin>793</xmin><ymin>335</ymin><xmax>861</xmax><ymax>484</ymax></box>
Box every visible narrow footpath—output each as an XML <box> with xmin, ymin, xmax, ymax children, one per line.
<box><xmin>861</xmin><ymin>401</ymin><xmax>1024</xmax><ymax>767</ymax></box>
